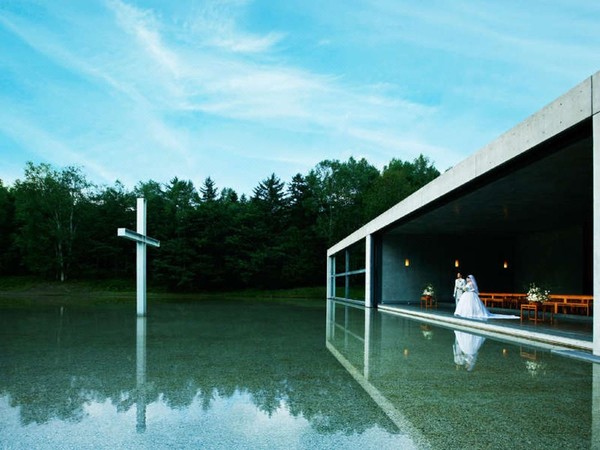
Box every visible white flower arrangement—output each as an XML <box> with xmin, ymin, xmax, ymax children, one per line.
<box><xmin>422</xmin><ymin>283</ymin><xmax>435</xmax><ymax>297</ymax></box>
<box><xmin>526</xmin><ymin>283</ymin><xmax>550</xmax><ymax>303</ymax></box>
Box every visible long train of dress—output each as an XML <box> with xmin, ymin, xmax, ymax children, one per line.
<box><xmin>454</xmin><ymin>291</ymin><xmax>518</xmax><ymax>320</ymax></box>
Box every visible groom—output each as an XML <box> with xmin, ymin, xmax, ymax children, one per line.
<box><xmin>453</xmin><ymin>272</ymin><xmax>466</xmax><ymax>303</ymax></box>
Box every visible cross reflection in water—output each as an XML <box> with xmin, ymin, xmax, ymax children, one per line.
<box><xmin>136</xmin><ymin>317</ymin><xmax>147</xmax><ymax>433</ymax></box>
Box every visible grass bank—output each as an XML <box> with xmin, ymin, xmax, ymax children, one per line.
<box><xmin>0</xmin><ymin>276</ymin><xmax>326</xmax><ymax>305</ymax></box>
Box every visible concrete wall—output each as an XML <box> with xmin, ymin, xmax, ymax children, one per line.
<box><xmin>514</xmin><ymin>226</ymin><xmax>587</xmax><ymax>294</ymax></box>
<box><xmin>593</xmin><ymin>73</ymin><xmax>600</xmax><ymax>355</ymax></box>
<box><xmin>380</xmin><ymin>225</ymin><xmax>587</xmax><ymax>304</ymax></box>
<box><xmin>592</xmin><ymin>72</ymin><xmax>600</xmax><ymax>355</ymax></box>
<box><xmin>380</xmin><ymin>234</ymin><xmax>516</xmax><ymax>304</ymax></box>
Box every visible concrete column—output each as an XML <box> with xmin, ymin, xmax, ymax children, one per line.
<box><xmin>594</xmin><ymin>80</ymin><xmax>600</xmax><ymax>355</ymax></box>
<box><xmin>326</xmin><ymin>299</ymin><xmax>334</xmax><ymax>341</ymax></box>
<box><xmin>345</xmin><ymin>249</ymin><xmax>350</xmax><ymax>299</ymax></box>
<box><xmin>364</xmin><ymin>307</ymin><xmax>373</xmax><ymax>379</ymax></box>
<box><xmin>326</xmin><ymin>256</ymin><xmax>333</xmax><ymax>298</ymax></box>
<box><xmin>365</xmin><ymin>234</ymin><xmax>374</xmax><ymax>308</ymax></box>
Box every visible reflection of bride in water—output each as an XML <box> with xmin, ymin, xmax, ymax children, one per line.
<box><xmin>454</xmin><ymin>275</ymin><xmax>518</xmax><ymax>320</ymax></box>
<box><xmin>453</xmin><ymin>331</ymin><xmax>485</xmax><ymax>371</ymax></box>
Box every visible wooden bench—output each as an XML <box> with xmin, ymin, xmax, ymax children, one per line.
<box><xmin>479</xmin><ymin>292</ymin><xmax>527</xmax><ymax>309</ymax></box>
<box><xmin>548</xmin><ymin>294</ymin><xmax>593</xmax><ymax>316</ymax></box>
<box><xmin>481</xmin><ymin>292</ymin><xmax>592</xmax><ymax>316</ymax></box>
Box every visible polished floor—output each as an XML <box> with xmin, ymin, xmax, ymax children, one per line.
<box><xmin>378</xmin><ymin>301</ymin><xmax>594</xmax><ymax>354</ymax></box>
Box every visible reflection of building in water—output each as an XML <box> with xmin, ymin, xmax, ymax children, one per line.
<box><xmin>136</xmin><ymin>317</ymin><xmax>147</xmax><ymax>433</ymax></box>
<box><xmin>326</xmin><ymin>299</ymin><xmax>427</xmax><ymax>448</ymax></box>
<box><xmin>594</xmin><ymin>365</ymin><xmax>600</xmax><ymax>447</ymax></box>
<box><xmin>326</xmin><ymin>299</ymin><xmax>598</xmax><ymax>449</ymax></box>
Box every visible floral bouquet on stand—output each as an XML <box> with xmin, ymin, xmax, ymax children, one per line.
<box><xmin>422</xmin><ymin>283</ymin><xmax>435</xmax><ymax>297</ymax></box>
<box><xmin>526</xmin><ymin>283</ymin><xmax>550</xmax><ymax>303</ymax></box>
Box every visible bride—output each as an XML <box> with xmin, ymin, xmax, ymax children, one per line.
<box><xmin>454</xmin><ymin>275</ymin><xmax>518</xmax><ymax>320</ymax></box>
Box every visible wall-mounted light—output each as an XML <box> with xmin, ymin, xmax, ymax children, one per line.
<box><xmin>404</xmin><ymin>258</ymin><xmax>410</xmax><ymax>267</ymax></box>
<box><xmin>503</xmin><ymin>260</ymin><xmax>508</xmax><ymax>269</ymax></box>
<box><xmin>454</xmin><ymin>259</ymin><xmax>460</xmax><ymax>268</ymax></box>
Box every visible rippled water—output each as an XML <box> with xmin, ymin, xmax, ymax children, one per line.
<box><xmin>0</xmin><ymin>297</ymin><xmax>597</xmax><ymax>449</ymax></box>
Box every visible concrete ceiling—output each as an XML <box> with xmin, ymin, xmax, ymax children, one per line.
<box><xmin>387</xmin><ymin>134</ymin><xmax>592</xmax><ymax>237</ymax></box>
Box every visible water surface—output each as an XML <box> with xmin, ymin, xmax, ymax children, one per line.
<box><xmin>0</xmin><ymin>297</ymin><xmax>597</xmax><ymax>449</ymax></box>
<box><xmin>0</xmin><ymin>298</ymin><xmax>400</xmax><ymax>449</ymax></box>
<box><xmin>327</xmin><ymin>300</ymin><xmax>597</xmax><ymax>449</ymax></box>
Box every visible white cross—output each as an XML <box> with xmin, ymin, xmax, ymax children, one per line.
<box><xmin>118</xmin><ymin>198</ymin><xmax>160</xmax><ymax>316</ymax></box>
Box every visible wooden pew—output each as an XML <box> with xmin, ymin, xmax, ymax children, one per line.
<box><xmin>548</xmin><ymin>294</ymin><xmax>593</xmax><ymax>316</ymax></box>
<box><xmin>479</xmin><ymin>292</ymin><xmax>526</xmax><ymax>309</ymax></box>
<box><xmin>479</xmin><ymin>292</ymin><xmax>504</xmax><ymax>308</ymax></box>
<box><xmin>480</xmin><ymin>292</ymin><xmax>593</xmax><ymax>316</ymax></box>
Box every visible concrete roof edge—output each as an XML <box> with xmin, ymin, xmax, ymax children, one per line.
<box><xmin>593</xmin><ymin>70</ymin><xmax>600</xmax><ymax>115</ymax></box>
<box><xmin>327</xmin><ymin>72</ymin><xmax>597</xmax><ymax>255</ymax></box>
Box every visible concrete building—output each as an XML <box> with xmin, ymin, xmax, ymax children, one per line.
<box><xmin>326</xmin><ymin>71</ymin><xmax>599</xmax><ymax>355</ymax></box>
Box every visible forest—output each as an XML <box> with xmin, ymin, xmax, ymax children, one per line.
<box><xmin>0</xmin><ymin>156</ymin><xmax>440</xmax><ymax>291</ymax></box>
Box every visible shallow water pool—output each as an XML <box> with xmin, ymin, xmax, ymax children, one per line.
<box><xmin>0</xmin><ymin>297</ymin><xmax>597</xmax><ymax>449</ymax></box>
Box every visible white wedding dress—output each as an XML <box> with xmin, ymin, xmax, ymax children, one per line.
<box><xmin>454</xmin><ymin>276</ymin><xmax>518</xmax><ymax>320</ymax></box>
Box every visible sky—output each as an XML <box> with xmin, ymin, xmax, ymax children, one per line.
<box><xmin>1</xmin><ymin>0</ymin><xmax>599</xmax><ymax>196</ymax></box>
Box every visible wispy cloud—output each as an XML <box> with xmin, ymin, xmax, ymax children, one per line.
<box><xmin>2</xmin><ymin>0</ymin><xmax>598</xmax><ymax>194</ymax></box>
<box><xmin>211</xmin><ymin>31</ymin><xmax>285</xmax><ymax>53</ymax></box>
<box><xmin>346</xmin><ymin>0</ymin><xmax>600</xmax><ymax>81</ymax></box>
<box><xmin>108</xmin><ymin>0</ymin><xmax>183</xmax><ymax>78</ymax></box>
<box><xmin>100</xmin><ymin>0</ymin><xmax>441</xmax><ymax>174</ymax></box>
<box><xmin>183</xmin><ymin>0</ymin><xmax>285</xmax><ymax>53</ymax></box>
<box><xmin>0</xmin><ymin>107</ymin><xmax>121</xmax><ymax>183</ymax></box>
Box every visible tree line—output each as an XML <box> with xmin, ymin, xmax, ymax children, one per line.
<box><xmin>0</xmin><ymin>156</ymin><xmax>439</xmax><ymax>291</ymax></box>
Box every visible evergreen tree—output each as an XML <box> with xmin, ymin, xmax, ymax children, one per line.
<box><xmin>200</xmin><ymin>177</ymin><xmax>218</xmax><ymax>202</ymax></box>
<box><xmin>76</xmin><ymin>181</ymin><xmax>135</xmax><ymax>278</ymax></box>
<box><xmin>282</xmin><ymin>174</ymin><xmax>324</xmax><ymax>286</ymax></box>
<box><xmin>252</xmin><ymin>173</ymin><xmax>288</xmax><ymax>216</ymax></box>
<box><xmin>0</xmin><ymin>180</ymin><xmax>19</xmax><ymax>275</ymax></box>
<box><xmin>220</xmin><ymin>187</ymin><xmax>238</xmax><ymax>203</ymax></box>
<box><xmin>247</xmin><ymin>174</ymin><xmax>290</xmax><ymax>288</ymax></box>
<box><xmin>1</xmin><ymin>154</ymin><xmax>440</xmax><ymax>290</ymax></box>
<box><xmin>151</xmin><ymin>178</ymin><xmax>200</xmax><ymax>290</ymax></box>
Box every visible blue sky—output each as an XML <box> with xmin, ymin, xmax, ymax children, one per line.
<box><xmin>1</xmin><ymin>0</ymin><xmax>599</xmax><ymax>196</ymax></box>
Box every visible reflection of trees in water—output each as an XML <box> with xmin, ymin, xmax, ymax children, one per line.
<box><xmin>1</xmin><ymin>306</ymin><xmax>137</xmax><ymax>425</ymax></box>
<box><xmin>0</xmin><ymin>301</ymin><xmax>396</xmax><ymax>435</ymax></box>
<box><xmin>145</xmin><ymin>301</ymin><xmax>395</xmax><ymax>434</ymax></box>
